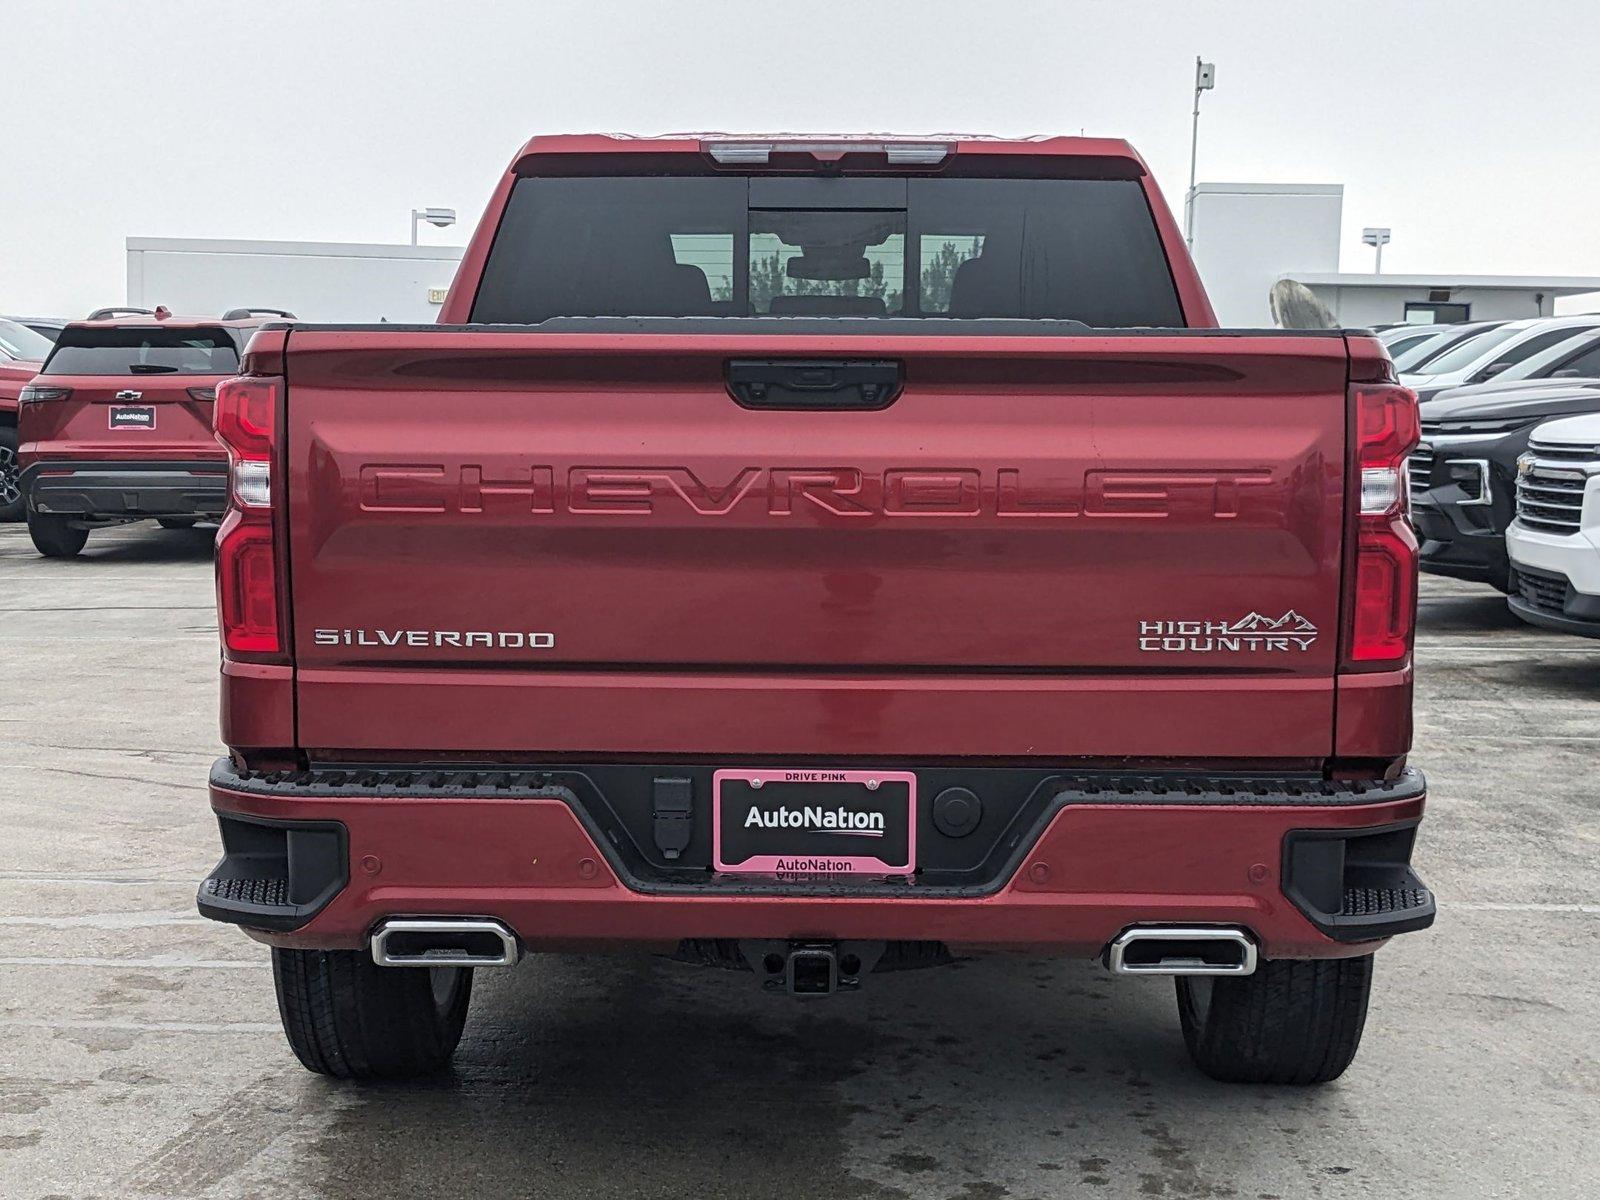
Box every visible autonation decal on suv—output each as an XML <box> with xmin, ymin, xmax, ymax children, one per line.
<box><xmin>1507</xmin><ymin>411</ymin><xmax>1600</xmax><ymax>636</ymax></box>
<box><xmin>17</xmin><ymin>310</ymin><xmax>291</xmax><ymax>557</ymax></box>
<box><xmin>1412</xmin><ymin>379</ymin><xmax>1600</xmax><ymax>590</ymax></box>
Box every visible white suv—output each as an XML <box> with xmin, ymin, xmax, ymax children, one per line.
<box><xmin>1507</xmin><ymin>411</ymin><xmax>1600</xmax><ymax>637</ymax></box>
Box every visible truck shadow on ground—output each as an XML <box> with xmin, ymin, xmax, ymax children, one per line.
<box><xmin>278</xmin><ymin>953</ymin><xmax>1352</xmax><ymax>1200</ymax></box>
<box><xmin>67</xmin><ymin>523</ymin><xmax>217</xmax><ymax>563</ymax></box>
<box><xmin>1417</xmin><ymin>588</ymin><xmax>1600</xmax><ymax>701</ymax></box>
<box><xmin>1416</xmin><ymin>588</ymin><xmax>1528</xmax><ymax>636</ymax></box>
<box><xmin>1491</xmin><ymin>657</ymin><xmax>1600</xmax><ymax>700</ymax></box>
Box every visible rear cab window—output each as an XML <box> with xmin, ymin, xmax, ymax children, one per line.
<box><xmin>470</xmin><ymin>173</ymin><xmax>1185</xmax><ymax>327</ymax></box>
<box><xmin>43</xmin><ymin>327</ymin><xmax>242</xmax><ymax>376</ymax></box>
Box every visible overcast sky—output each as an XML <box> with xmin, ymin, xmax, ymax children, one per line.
<box><xmin>5</xmin><ymin>0</ymin><xmax>1599</xmax><ymax>316</ymax></box>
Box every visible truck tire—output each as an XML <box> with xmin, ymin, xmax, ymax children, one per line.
<box><xmin>1176</xmin><ymin>954</ymin><xmax>1373</xmax><ymax>1084</ymax></box>
<box><xmin>272</xmin><ymin>948</ymin><xmax>473</xmax><ymax>1079</ymax></box>
<box><xmin>157</xmin><ymin>517</ymin><xmax>197</xmax><ymax>530</ymax></box>
<box><xmin>0</xmin><ymin>427</ymin><xmax>22</xmax><ymax>522</ymax></box>
<box><xmin>27</xmin><ymin>512</ymin><xmax>89</xmax><ymax>558</ymax></box>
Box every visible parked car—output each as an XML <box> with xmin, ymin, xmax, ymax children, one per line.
<box><xmin>1506</xmin><ymin>411</ymin><xmax>1600</xmax><ymax>636</ymax></box>
<box><xmin>1390</xmin><ymin>320</ymin><xmax>1506</xmax><ymax>374</ymax></box>
<box><xmin>196</xmin><ymin>132</ymin><xmax>1434</xmax><ymax>1087</ymax></box>
<box><xmin>1377</xmin><ymin>323</ymin><xmax>1448</xmax><ymax>361</ymax></box>
<box><xmin>2</xmin><ymin>315</ymin><xmax>70</xmax><ymax>343</ymax></box>
<box><xmin>1401</xmin><ymin>316</ymin><xmax>1600</xmax><ymax>401</ymax></box>
<box><xmin>0</xmin><ymin>318</ymin><xmax>55</xmax><ymax>521</ymax></box>
<box><xmin>16</xmin><ymin>311</ymin><xmax>292</xmax><ymax>556</ymax></box>
<box><xmin>1412</xmin><ymin>381</ymin><xmax>1600</xmax><ymax>590</ymax></box>
<box><xmin>1449</xmin><ymin>326</ymin><xmax>1600</xmax><ymax>391</ymax></box>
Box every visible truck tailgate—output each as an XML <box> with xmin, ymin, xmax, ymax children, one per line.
<box><xmin>283</xmin><ymin>330</ymin><xmax>1350</xmax><ymax>759</ymax></box>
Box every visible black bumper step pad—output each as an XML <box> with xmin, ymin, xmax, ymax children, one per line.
<box><xmin>1284</xmin><ymin>823</ymin><xmax>1436</xmax><ymax>943</ymax></box>
<box><xmin>1342</xmin><ymin>885</ymin><xmax>1432</xmax><ymax>917</ymax></box>
<box><xmin>196</xmin><ymin>811</ymin><xmax>347</xmax><ymax>932</ymax></box>
<box><xmin>202</xmin><ymin>875</ymin><xmax>290</xmax><ymax>908</ymax></box>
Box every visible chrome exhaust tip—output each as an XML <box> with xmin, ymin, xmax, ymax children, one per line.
<box><xmin>1105</xmin><ymin>926</ymin><xmax>1257</xmax><ymax>977</ymax></box>
<box><xmin>370</xmin><ymin>917</ymin><xmax>520</xmax><ymax>968</ymax></box>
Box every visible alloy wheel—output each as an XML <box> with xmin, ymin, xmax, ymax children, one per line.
<box><xmin>0</xmin><ymin>444</ymin><xmax>20</xmax><ymax>508</ymax></box>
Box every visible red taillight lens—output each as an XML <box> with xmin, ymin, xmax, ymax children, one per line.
<box><xmin>214</xmin><ymin>376</ymin><xmax>276</xmax><ymax>461</ymax></box>
<box><xmin>18</xmin><ymin>385</ymin><xmax>73</xmax><ymax>404</ymax></box>
<box><xmin>1356</xmin><ymin>379</ymin><xmax>1421</xmax><ymax>467</ymax></box>
<box><xmin>216</xmin><ymin>510</ymin><xmax>280</xmax><ymax>653</ymax></box>
<box><xmin>1345</xmin><ymin>384</ymin><xmax>1420</xmax><ymax>668</ymax></box>
<box><xmin>215</xmin><ymin>375</ymin><xmax>278</xmax><ymax>509</ymax></box>
<box><xmin>213</xmin><ymin>376</ymin><xmax>283</xmax><ymax>660</ymax></box>
<box><xmin>1350</xmin><ymin>524</ymin><xmax>1418</xmax><ymax>662</ymax></box>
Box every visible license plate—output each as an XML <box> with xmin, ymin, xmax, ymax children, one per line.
<box><xmin>109</xmin><ymin>405</ymin><xmax>156</xmax><ymax>430</ymax></box>
<box><xmin>713</xmin><ymin>769</ymin><xmax>916</xmax><ymax>876</ymax></box>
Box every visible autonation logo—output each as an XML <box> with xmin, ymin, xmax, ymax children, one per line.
<box><xmin>743</xmin><ymin>806</ymin><xmax>886</xmax><ymax>837</ymax></box>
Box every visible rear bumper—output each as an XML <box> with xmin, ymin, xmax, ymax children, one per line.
<box><xmin>201</xmin><ymin>760</ymin><xmax>1434</xmax><ymax>959</ymax></box>
<box><xmin>21</xmin><ymin>458</ymin><xmax>226</xmax><ymax>520</ymax></box>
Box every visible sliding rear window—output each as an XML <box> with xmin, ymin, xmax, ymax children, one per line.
<box><xmin>44</xmin><ymin>327</ymin><xmax>241</xmax><ymax>376</ymax></box>
<box><xmin>471</xmin><ymin>175</ymin><xmax>1184</xmax><ymax>327</ymax></box>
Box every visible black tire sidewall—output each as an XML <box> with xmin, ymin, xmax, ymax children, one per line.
<box><xmin>272</xmin><ymin>947</ymin><xmax>474</xmax><ymax>1079</ymax></box>
<box><xmin>1176</xmin><ymin>955</ymin><xmax>1374</xmax><ymax>1085</ymax></box>
<box><xmin>26</xmin><ymin>511</ymin><xmax>89</xmax><ymax>558</ymax></box>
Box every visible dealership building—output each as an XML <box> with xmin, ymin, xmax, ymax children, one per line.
<box><xmin>1189</xmin><ymin>182</ymin><xmax>1600</xmax><ymax>326</ymax></box>
<box><xmin>125</xmin><ymin>237</ymin><xmax>465</xmax><ymax>324</ymax></box>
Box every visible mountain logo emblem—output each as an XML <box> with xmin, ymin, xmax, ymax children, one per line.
<box><xmin>1225</xmin><ymin>611</ymin><xmax>1318</xmax><ymax>634</ymax></box>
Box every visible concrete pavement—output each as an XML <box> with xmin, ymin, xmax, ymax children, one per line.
<box><xmin>1</xmin><ymin>520</ymin><xmax>1596</xmax><ymax>1199</ymax></box>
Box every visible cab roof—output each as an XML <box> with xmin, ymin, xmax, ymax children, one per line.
<box><xmin>511</xmin><ymin>132</ymin><xmax>1149</xmax><ymax>172</ymax></box>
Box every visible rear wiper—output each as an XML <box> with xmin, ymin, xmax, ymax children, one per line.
<box><xmin>128</xmin><ymin>364</ymin><xmax>180</xmax><ymax>373</ymax></box>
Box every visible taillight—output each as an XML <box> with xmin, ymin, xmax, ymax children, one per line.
<box><xmin>213</xmin><ymin>375</ymin><xmax>283</xmax><ymax>659</ymax></box>
<box><xmin>215</xmin><ymin>376</ymin><xmax>276</xmax><ymax>470</ymax></box>
<box><xmin>18</xmin><ymin>385</ymin><xmax>73</xmax><ymax>404</ymax></box>
<box><xmin>1344</xmin><ymin>383</ymin><xmax>1420</xmax><ymax>669</ymax></box>
<box><xmin>215</xmin><ymin>510</ymin><xmax>280</xmax><ymax>652</ymax></box>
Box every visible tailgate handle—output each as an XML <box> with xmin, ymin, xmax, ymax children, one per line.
<box><xmin>725</xmin><ymin>359</ymin><xmax>903</xmax><ymax>411</ymax></box>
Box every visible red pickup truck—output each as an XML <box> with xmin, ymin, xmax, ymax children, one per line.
<box><xmin>198</xmin><ymin>134</ymin><xmax>1432</xmax><ymax>1085</ymax></box>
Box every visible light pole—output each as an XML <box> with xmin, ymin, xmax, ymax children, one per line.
<box><xmin>1184</xmin><ymin>58</ymin><xmax>1216</xmax><ymax>248</ymax></box>
<box><xmin>410</xmin><ymin>207</ymin><xmax>457</xmax><ymax>245</ymax></box>
<box><xmin>1362</xmin><ymin>227</ymin><xmax>1392</xmax><ymax>274</ymax></box>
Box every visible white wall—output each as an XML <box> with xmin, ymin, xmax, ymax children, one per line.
<box><xmin>1189</xmin><ymin>183</ymin><xmax>1343</xmax><ymax>327</ymax></box>
<box><xmin>1308</xmin><ymin>285</ymin><xmax>1555</xmax><ymax>327</ymax></box>
<box><xmin>126</xmin><ymin>238</ymin><xmax>464</xmax><ymax>323</ymax></box>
